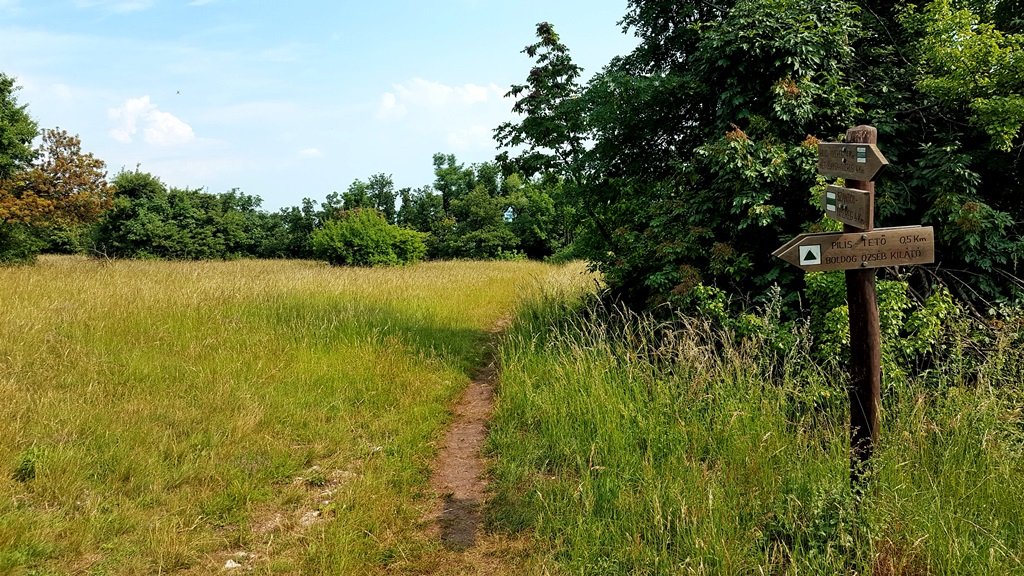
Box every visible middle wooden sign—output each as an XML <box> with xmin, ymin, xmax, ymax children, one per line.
<box><xmin>824</xmin><ymin>185</ymin><xmax>873</xmax><ymax>229</ymax></box>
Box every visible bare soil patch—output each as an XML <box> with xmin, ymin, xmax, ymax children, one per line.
<box><xmin>403</xmin><ymin>317</ymin><xmax>556</xmax><ymax>575</ymax></box>
<box><xmin>428</xmin><ymin>319</ymin><xmax>508</xmax><ymax>551</ymax></box>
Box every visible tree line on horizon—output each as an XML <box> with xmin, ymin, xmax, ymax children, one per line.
<box><xmin>0</xmin><ymin>72</ymin><xmax>576</xmax><ymax>266</ymax></box>
<box><xmin>88</xmin><ymin>153</ymin><xmax>575</xmax><ymax>265</ymax></box>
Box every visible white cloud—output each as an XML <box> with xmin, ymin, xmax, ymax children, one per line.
<box><xmin>376</xmin><ymin>78</ymin><xmax>502</xmax><ymax>121</ymax></box>
<box><xmin>144</xmin><ymin>109</ymin><xmax>194</xmax><ymax>146</ymax></box>
<box><xmin>376</xmin><ymin>92</ymin><xmax>406</xmax><ymax>120</ymax></box>
<box><xmin>447</xmin><ymin>125</ymin><xmax>495</xmax><ymax>151</ymax></box>
<box><xmin>298</xmin><ymin>147</ymin><xmax>323</xmax><ymax>158</ymax></box>
<box><xmin>74</xmin><ymin>0</ymin><xmax>154</xmax><ymax>12</ymax></box>
<box><xmin>108</xmin><ymin>96</ymin><xmax>195</xmax><ymax>146</ymax></box>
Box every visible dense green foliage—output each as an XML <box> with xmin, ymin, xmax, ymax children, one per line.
<box><xmin>0</xmin><ymin>73</ymin><xmax>37</xmax><ymax>182</ymax></box>
<box><xmin>490</xmin><ymin>295</ymin><xmax>1024</xmax><ymax>574</ymax></box>
<box><xmin>310</xmin><ymin>208</ymin><xmax>427</xmax><ymax>266</ymax></box>
<box><xmin>87</xmin><ymin>163</ymin><xmax>570</xmax><ymax>265</ymax></box>
<box><xmin>498</xmin><ymin>0</ymin><xmax>1024</xmax><ymax>310</ymax></box>
<box><xmin>340</xmin><ymin>172</ymin><xmax>399</xmax><ymax>223</ymax></box>
<box><xmin>0</xmin><ymin>223</ymin><xmax>41</xmax><ymax>264</ymax></box>
<box><xmin>94</xmin><ymin>171</ymin><xmax>282</xmax><ymax>260</ymax></box>
<box><xmin>397</xmin><ymin>154</ymin><xmax>573</xmax><ymax>260</ymax></box>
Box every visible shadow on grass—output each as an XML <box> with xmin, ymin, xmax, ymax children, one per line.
<box><xmin>240</xmin><ymin>295</ymin><xmax>491</xmax><ymax>375</ymax></box>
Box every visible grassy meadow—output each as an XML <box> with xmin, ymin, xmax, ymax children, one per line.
<box><xmin>488</xmin><ymin>297</ymin><xmax>1024</xmax><ymax>575</ymax></box>
<box><xmin>4</xmin><ymin>256</ymin><xmax>1022</xmax><ymax>575</ymax></box>
<box><xmin>0</xmin><ymin>256</ymin><xmax>589</xmax><ymax>575</ymax></box>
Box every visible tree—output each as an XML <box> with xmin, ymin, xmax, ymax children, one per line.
<box><xmin>506</xmin><ymin>172</ymin><xmax>571</xmax><ymax>259</ymax></box>
<box><xmin>852</xmin><ymin>0</ymin><xmax>1024</xmax><ymax>303</ymax></box>
<box><xmin>271</xmin><ymin>197</ymin><xmax>322</xmax><ymax>258</ymax></box>
<box><xmin>341</xmin><ymin>179</ymin><xmax>372</xmax><ymax>212</ymax></box>
<box><xmin>1</xmin><ymin>127</ymin><xmax>113</xmax><ymax>262</ymax></box>
<box><xmin>366</xmin><ymin>173</ymin><xmax>397</xmax><ymax>223</ymax></box>
<box><xmin>499</xmin><ymin>8</ymin><xmax>856</xmax><ymax>305</ymax></box>
<box><xmin>0</xmin><ymin>73</ymin><xmax>37</xmax><ymax>181</ymax></box>
<box><xmin>432</xmin><ymin>153</ymin><xmax>474</xmax><ymax>213</ymax></box>
<box><xmin>112</xmin><ymin>167</ymin><xmax>165</xmax><ymax>200</ymax></box>
<box><xmin>397</xmin><ymin>186</ymin><xmax>444</xmax><ymax>232</ymax></box>
<box><xmin>426</xmin><ymin>155</ymin><xmax>522</xmax><ymax>259</ymax></box>
<box><xmin>95</xmin><ymin>170</ymin><xmax>283</xmax><ymax>260</ymax></box>
<box><xmin>447</xmin><ymin>184</ymin><xmax>518</xmax><ymax>258</ymax></box>
<box><xmin>494</xmin><ymin>22</ymin><xmax>587</xmax><ymax>182</ymax></box>
<box><xmin>500</xmin><ymin>1</ymin><xmax>1023</xmax><ymax>309</ymax></box>
<box><xmin>340</xmin><ymin>173</ymin><xmax>398</xmax><ymax>223</ymax></box>
<box><xmin>904</xmin><ymin>0</ymin><xmax>1024</xmax><ymax>152</ymax></box>
<box><xmin>0</xmin><ymin>128</ymin><xmax>113</xmax><ymax>227</ymax></box>
<box><xmin>493</xmin><ymin>22</ymin><xmax>597</xmax><ymax>257</ymax></box>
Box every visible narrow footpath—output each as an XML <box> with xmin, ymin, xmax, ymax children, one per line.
<box><xmin>403</xmin><ymin>318</ymin><xmax>548</xmax><ymax>575</ymax></box>
<box><xmin>429</xmin><ymin>337</ymin><xmax>498</xmax><ymax>551</ymax></box>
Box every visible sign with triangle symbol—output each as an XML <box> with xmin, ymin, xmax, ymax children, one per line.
<box><xmin>799</xmin><ymin>245</ymin><xmax>821</xmax><ymax>265</ymax></box>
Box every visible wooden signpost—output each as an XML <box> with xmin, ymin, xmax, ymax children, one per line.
<box><xmin>775</xmin><ymin>126</ymin><xmax>936</xmax><ymax>489</ymax></box>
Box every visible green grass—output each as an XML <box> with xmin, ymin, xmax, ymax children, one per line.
<box><xmin>488</xmin><ymin>297</ymin><xmax>1024</xmax><ymax>574</ymax></box>
<box><xmin>0</xmin><ymin>256</ymin><xmax>589</xmax><ymax>575</ymax></box>
<box><xmin>6</xmin><ymin>256</ymin><xmax>1021</xmax><ymax>574</ymax></box>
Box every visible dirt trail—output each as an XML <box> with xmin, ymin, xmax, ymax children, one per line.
<box><xmin>429</xmin><ymin>344</ymin><xmax>498</xmax><ymax>551</ymax></box>
<box><xmin>429</xmin><ymin>317</ymin><xmax>510</xmax><ymax>548</ymax></box>
<box><xmin>404</xmin><ymin>318</ymin><xmax>550</xmax><ymax>575</ymax></box>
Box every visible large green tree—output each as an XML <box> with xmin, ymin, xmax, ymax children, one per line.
<box><xmin>0</xmin><ymin>73</ymin><xmax>37</xmax><ymax>181</ymax></box>
<box><xmin>500</xmin><ymin>0</ymin><xmax>1024</xmax><ymax>309</ymax></box>
<box><xmin>427</xmin><ymin>154</ymin><xmax>518</xmax><ymax>258</ymax></box>
<box><xmin>852</xmin><ymin>0</ymin><xmax>1024</xmax><ymax>303</ymax></box>
<box><xmin>495</xmin><ymin>22</ymin><xmax>586</xmax><ymax>183</ymax></box>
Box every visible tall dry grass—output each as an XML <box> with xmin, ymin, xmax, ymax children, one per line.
<box><xmin>489</xmin><ymin>295</ymin><xmax>1024</xmax><ymax>574</ymax></box>
<box><xmin>0</xmin><ymin>256</ymin><xmax>589</xmax><ymax>575</ymax></box>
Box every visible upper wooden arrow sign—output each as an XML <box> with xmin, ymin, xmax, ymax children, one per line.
<box><xmin>818</xmin><ymin>142</ymin><xmax>889</xmax><ymax>181</ymax></box>
<box><xmin>773</xmin><ymin>225</ymin><xmax>934</xmax><ymax>272</ymax></box>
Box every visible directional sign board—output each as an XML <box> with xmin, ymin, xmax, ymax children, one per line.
<box><xmin>774</xmin><ymin>226</ymin><xmax>934</xmax><ymax>272</ymax></box>
<box><xmin>818</xmin><ymin>142</ymin><xmax>888</xmax><ymax>181</ymax></box>
<box><xmin>824</xmin><ymin>185</ymin><xmax>874</xmax><ymax>229</ymax></box>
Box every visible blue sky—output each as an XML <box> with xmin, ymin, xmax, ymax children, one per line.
<box><xmin>1</xmin><ymin>1</ymin><xmax>638</xmax><ymax>210</ymax></box>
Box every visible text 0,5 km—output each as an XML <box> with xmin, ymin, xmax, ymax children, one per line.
<box><xmin>773</xmin><ymin>226</ymin><xmax>935</xmax><ymax>272</ymax></box>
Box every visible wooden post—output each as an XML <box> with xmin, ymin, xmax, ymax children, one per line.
<box><xmin>844</xmin><ymin>125</ymin><xmax>882</xmax><ymax>490</ymax></box>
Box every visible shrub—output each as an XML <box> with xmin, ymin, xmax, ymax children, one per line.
<box><xmin>0</xmin><ymin>222</ymin><xmax>42</xmax><ymax>264</ymax></box>
<box><xmin>806</xmin><ymin>272</ymin><xmax>966</xmax><ymax>384</ymax></box>
<box><xmin>310</xmin><ymin>208</ymin><xmax>426</xmax><ymax>267</ymax></box>
<box><xmin>94</xmin><ymin>172</ymin><xmax>282</xmax><ymax>260</ymax></box>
